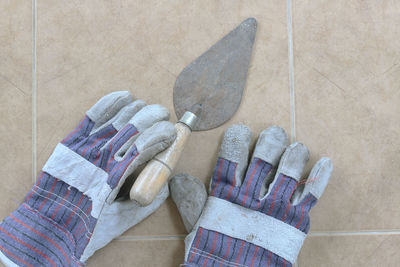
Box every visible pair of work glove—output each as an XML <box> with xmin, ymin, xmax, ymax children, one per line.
<box><xmin>0</xmin><ymin>91</ymin><xmax>332</xmax><ymax>267</ymax></box>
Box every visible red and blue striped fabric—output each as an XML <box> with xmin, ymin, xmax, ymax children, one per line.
<box><xmin>61</xmin><ymin>115</ymin><xmax>140</xmax><ymax>189</ymax></box>
<box><xmin>0</xmin><ymin>114</ymin><xmax>142</xmax><ymax>266</ymax></box>
<box><xmin>185</xmin><ymin>157</ymin><xmax>318</xmax><ymax>267</ymax></box>
<box><xmin>0</xmin><ymin>174</ymin><xmax>89</xmax><ymax>267</ymax></box>
<box><xmin>186</xmin><ymin>228</ymin><xmax>289</xmax><ymax>267</ymax></box>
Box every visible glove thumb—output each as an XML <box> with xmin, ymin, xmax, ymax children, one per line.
<box><xmin>170</xmin><ymin>173</ymin><xmax>207</xmax><ymax>232</ymax></box>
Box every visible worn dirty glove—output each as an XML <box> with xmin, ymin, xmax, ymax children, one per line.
<box><xmin>0</xmin><ymin>91</ymin><xmax>176</xmax><ymax>267</ymax></box>
<box><xmin>170</xmin><ymin>124</ymin><xmax>333</xmax><ymax>267</ymax></box>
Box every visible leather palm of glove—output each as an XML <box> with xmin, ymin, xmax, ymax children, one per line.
<box><xmin>0</xmin><ymin>91</ymin><xmax>176</xmax><ymax>267</ymax></box>
<box><xmin>170</xmin><ymin>124</ymin><xmax>333</xmax><ymax>267</ymax></box>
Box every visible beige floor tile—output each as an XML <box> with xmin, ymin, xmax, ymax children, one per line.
<box><xmin>86</xmin><ymin>239</ymin><xmax>185</xmax><ymax>267</ymax></box>
<box><xmin>0</xmin><ymin>1</ymin><xmax>32</xmax><ymax>219</ymax></box>
<box><xmin>293</xmin><ymin>0</ymin><xmax>400</xmax><ymax>230</ymax></box>
<box><xmin>298</xmin><ymin>234</ymin><xmax>400</xmax><ymax>267</ymax></box>
<box><xmin>0</xmin><ymin>0</ymin><xmax>32</xmax><ymax>95</ymax></box>
<box><xmin>37</xmin><ymin>0</ymin><xmax>290</xmax><ymax>236</ymax></box>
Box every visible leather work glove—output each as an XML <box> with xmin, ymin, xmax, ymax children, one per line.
<box><xmin>170</xmin><ymin>124</ymin><xmax>333</xmax><ymax>267</ymax></box>
<box><xmin>0</xmin><ymin>91</ymin><xmax>176</xmax><ymax>267</ymax></box>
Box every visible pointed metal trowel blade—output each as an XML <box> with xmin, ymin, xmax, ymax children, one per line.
<box><xmin>173</xmin><ymin>18</ymin><xmax>257</xmax><ymax>131</ymax></box>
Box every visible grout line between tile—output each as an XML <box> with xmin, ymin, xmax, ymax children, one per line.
<box><xmin>115</xmin><ymin>235</ymin><xmax>186</xmax><ymax>241</ymax></box>
<box><xmin>287</xmin><ymin>0</ymin><xmax>296</xmax><ymax>143</ymax></box>
<box><xmin>32</xmin><ymin>0</ymin><xmax>37</xmax><ymax>183</ymax></box>
<box><xmin>309</xmin><ymin>230</ymin><xmax>400</xmax><ymax>237</ymax></box>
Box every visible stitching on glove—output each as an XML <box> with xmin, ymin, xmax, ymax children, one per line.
<box><xmin>29</xmin><ymin>189</ymin><xmax>93</xmax><ymax>234</ymax></box>
<box><xmin>31</xmin><ymin>187</ymin><xmax>91</xmax><ymax>236</ymax></box>
<box><xmin>29</xmin><ymin>184</ymin><xmax>93</xmax><ymax>226</ymax></box>
<box><xmin>190</xmin><ymin>248</ymin><xmax>248</xmax><ymax>267</ymax></box>
<box><xmin>31</xmin><ymin>185</ymin><xmax>92</xmax><ymax>224</ymax></box>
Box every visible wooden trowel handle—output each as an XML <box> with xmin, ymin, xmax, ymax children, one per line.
<box><xmin>130</xmin><ymin>112</ymin><xmax>198</xmax><ymax>206</ymax></box>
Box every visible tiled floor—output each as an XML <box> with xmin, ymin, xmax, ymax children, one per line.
<box><xmin>1</xmin><ymin>0</ymin><xmax>399</xmax><ymax>266</ymax></box>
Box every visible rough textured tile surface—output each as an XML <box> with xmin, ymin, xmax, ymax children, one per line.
<box><xmin>37</xmin><ymin>0</ymin><xmax>290</xmax><ymax>236</ymax></box>
<box><xmin>86</xmin><ymin>239</ymin><xmax>185</xmax><ymax>267</ymax></box>
<box><xmin>0</xmin><ymin>0</ymin><xmax>32</xmax><ymax>219</ymax></box>
<box><xmin>298</xmin><ymin>235</ymin><xmax>400</xmax><ymax>267</ymax></box>
<box><xmin>294</xmin><ymin>0</ymin><xmax>400</xmax><ymax>231</ymax></box>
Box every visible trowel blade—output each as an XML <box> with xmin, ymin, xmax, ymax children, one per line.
<box><xmin>173</xmin><ymin>18</ymin><xmax>257</xmax><ymax>131</ymax></box>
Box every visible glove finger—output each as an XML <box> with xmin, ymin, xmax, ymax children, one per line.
<box><xmin>66</xmin><ymin>100</ymin><xmax>146</xmax><ymax>161</ymax></box>
<box><xmin>107</xmin><ymin>100</ymin><xmax>146</xmax><ymax>132</ymax></box>
<box><xmin>61</xmin><ymin>91</ymin><xmax>133</xmax><ymax>146</ymax></box>
<box><xmin>86</xmin><ymin>91</ymin><xmax>133</xmax><ymax>133</ymax></box>
<box><xmin>102</xmin><ymin>104</ymin><xmax>171</xmax><ymax>186</ymax></box>
<box><xmin>129</xmin><ymin>104</ymin><xmax>170</xmax><ymax>133</ymax></box>
<box><xmin>84</xmin><ymin>100</ymin><xmax>146</xmax><ymax>164</ymax></box>
<box><xmin>284</xmin><ymin>158</ymin><xmax>333</xmax><ymax>232</ymax></box>
<box><xmin>292</xmin><ymin>157</ymin><xmax>333</xmax><ymax>206</ymax></box>
<box><xmin>210</xmin><ymin>124</ymin><xmax>251</xmax><ymax>197</ymax></box>
<box><xmin>106</xmin><ymin>121</ymin><xmax>176</xmax><ymax>198</ymax></box>
<box><xmin>133</xmin><ymin>120</ymin><xmax>177</xmax><ymax>164</ymax></box>
<box><xmin>262</xmin><ymin>142</ymin><xmax>309</xmax><ymax>205</ymax></box>
<box><xmin>102</xmin><ymin>104</ymin><xmax>170</xmax><ymax>166</ymax></box>
<box><xmin>238</xmin><ymin>126</ymin><xmax>288</xmax><ymax>207</ymax></box>
<box><xmin>170</xmin><ymin>173</ymin><xmax>207</xmax><ymax>233</ymax></box>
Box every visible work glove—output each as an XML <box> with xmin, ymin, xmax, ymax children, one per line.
<box><xmin>0</xmin><ymin>91</ymin><xmax>177</xmax><ymax>267</ymax></box>
<box><xmin>170</xmin><ymin>124</ymin><xmax>333</xmax><ymax>267</ymax></box>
